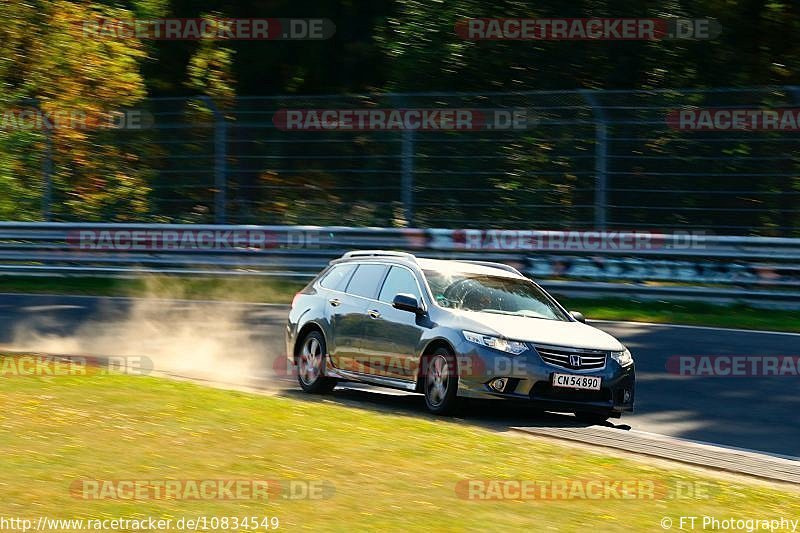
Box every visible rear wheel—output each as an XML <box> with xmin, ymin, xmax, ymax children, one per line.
<box><xmin>423</xmin><ymin>349</ymin><xmax>459</xmax><ymax>415</ymax></box>
<box><xmin>297</xmin><ymin>331</ymin><xmax>336</xmax><ymax>394</ymax></box>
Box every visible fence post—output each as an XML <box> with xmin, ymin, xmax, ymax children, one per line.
<box><xmin>581</xmin><ymin>90</ymin><xmax>608</xmax><ymax>230</ymax></box>
<box><xmin>392</xmin><ymin>95</ymin><xmax>415</xmax><ymax>226</ymax></box>
<box><xmin>401</xmin><ymin>129</ymin><xmax>415</xmax><ymax>226</ymax></box>
<box><xmin>200</xmin><ymin>96</ymin><xmax>227</xmax><ymax>224</ymax></box>
<box><xmin>42</xmin><ymin>124</ymin><xmax>53</xmax><ymax>222</ymax></box>
<box><xmin>23</xmin><ymin>99</ymin><xmax>53</xmax><ymax>221</ymax></box>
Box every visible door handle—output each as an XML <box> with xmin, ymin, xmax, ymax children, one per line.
<box><xmin>329</xmin><ymin>298</ymin><xmax>341</xmax><ymax>307</ymax></box>
<box><xmin>368</xmin><ymin>309</ymin><xmax>381</xmax><ymax>319</ymax></box>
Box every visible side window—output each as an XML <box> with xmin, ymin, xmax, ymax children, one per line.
<box><xmin>319</xmin><ymin>264</ymin><xmax>357</xmax><ymax>291</ymax></box>
<box><xmin>378</xmin><ymin>266</ymin><xmax>421</xmax><ymax>303</ymax></box>
<box><xmin>345</xmin><ymin>264</ymin><xmax>389</xmax><ymax>299</ymax></box>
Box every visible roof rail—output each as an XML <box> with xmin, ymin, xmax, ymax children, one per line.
<box><xmin>458</xmin><ymin>260</ymin><xmax>524</xmax><ymax>276</ymax></box>
<box><xmin>341</xmin><ymin>250</ymin><xmax>417</xmax><ymax>262</ymax></box>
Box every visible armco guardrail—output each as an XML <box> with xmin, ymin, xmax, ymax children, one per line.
<box><xmin>0</xmin><ymin>223</ymin><xmax>798</xmax><ymax>307</ymax></box>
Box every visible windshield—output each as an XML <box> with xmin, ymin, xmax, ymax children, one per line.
<box><xmin>423</xmin><ymin>270</ymin><xmax>570</xmax><ymax>321</ymax></box>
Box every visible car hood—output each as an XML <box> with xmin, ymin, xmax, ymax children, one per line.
<box><xmin>451</xmin><ymin>310</ymin><xmax>625</xmax><ymax>351</ymax></box>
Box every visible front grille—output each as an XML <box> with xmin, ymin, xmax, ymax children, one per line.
<box><xmin>535</xmin><ymin>346</ymin><xmax>607</xmax><ymax>370</ymax></box>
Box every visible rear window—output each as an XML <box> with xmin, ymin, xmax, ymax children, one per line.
<box><xmin>319</xmin><ymin>263</ymin><xmax>357</xmax><ymax>291</ymax></box>
<box><xmin>345</xmin><ymin>264</ymin><xmax>389</xmax><ymax>299</ymax></box>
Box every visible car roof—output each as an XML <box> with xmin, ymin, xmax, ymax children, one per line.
<box><xmin>416</xmin><ymin>258</ymin><xmax>525</xmax><ymax>279</ymax></box>
<box><xmin>334</xmin><ymin>253</ymin><xmax>525</xmax><ymax>279</ymax></box>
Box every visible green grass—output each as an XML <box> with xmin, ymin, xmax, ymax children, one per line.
<box><xmin>0</xmin><ymin>367</ymin><xmax>798</xmax><ymax>532</ymax></box>
<box><xmin>558</xmin><ymin>296</ymin><xmax>800</xmax><ymax>333</ymax></box>
<box><xmin>0</xmin><ymin>275</ymin><xmax>306</xmax><ymax>303</ymax></box>
<box><xmin>0</xmin><ymin>275</ymin><xmax>798</xmax><ymax>332</ymax></box>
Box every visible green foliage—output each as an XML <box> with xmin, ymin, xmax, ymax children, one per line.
<box><xmin>0</xmin><ymin>1</ymin><xmax>799</xmax><ymax>227</ymax></box>
<box><xmin>0</xmin><ymin>1</ymin><xmax>150</xmax><ymax>221</ymax></box>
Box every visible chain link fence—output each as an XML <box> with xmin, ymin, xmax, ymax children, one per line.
<box><xmin>2</xmin><ymin>88</ymin><xmax>799</xmax><ymax>235</ymax></box>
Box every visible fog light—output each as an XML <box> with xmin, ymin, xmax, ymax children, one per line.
<box><xmin>490</xmin><ymin>378</ymin><xmax>508</xmax><ymax>392</ymax></box>
<box><xmin>623</xmin><ymin>389</ymin><xmax>632</xmax><ymax>403</ymax></box>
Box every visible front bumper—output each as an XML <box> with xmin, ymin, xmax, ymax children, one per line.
<box><xmin>454</xmin><ymin>340</ymin><xmax>635</xmax><ymax>417</ymax></box>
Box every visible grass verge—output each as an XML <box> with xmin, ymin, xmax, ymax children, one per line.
<box><xmin>0</xmin><ymin>275</ymin><xmax>797</xmax><ymax>332</ymax></box>
<box><xmin>0</xmin><ymin>368</ymin><xmax>798</xmax><ymax>531</ymax></box>
<box><xmin>559</xmin><ymin>296</ymin><xmax>800</xmax><ymax>333</ymax></box>
<box><xmin>0</xmin><ymin>275</ymin><xmax>306</xmax><ymax>304</ymax></box>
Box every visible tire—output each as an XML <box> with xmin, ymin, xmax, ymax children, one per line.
<box><xmin>574</xmin><ymin>411</ymin><xmax>611</xmax><ymax>425</ymax></box>
<box><xmin>423</xmin><ymin>349</ymin><xmax>459</xmax><ymax>415</ymax></box>
<box><xmin>296</xmin><ymin>331</ymin><xmax>337</xmax><ymax>394</ymax></box>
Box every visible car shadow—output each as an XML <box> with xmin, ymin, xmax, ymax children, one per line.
<box><xmin>277</xmin><ymin>383</ymin><xmax>633</xmax><ymax>433</ymax></box>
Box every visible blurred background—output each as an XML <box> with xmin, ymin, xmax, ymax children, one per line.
<box><xmin>1</xmin><ymin>0</ymin><xmax>800</xmax><ymax>473</ymax></box>
<box><xmin>1</xmin><ymin>1</ymin><xmax>799</xmax><ymax>236</ymax></box>
<box><xmin>3</xmin><ymin>6</ymin><xmax>800</xmax><ymax>526</ymax></box>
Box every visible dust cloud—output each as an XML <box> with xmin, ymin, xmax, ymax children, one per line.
<box><xmin>8</xmin><ymin>277</ymin><xmax>291</xmax><ymax>389</ymax></box>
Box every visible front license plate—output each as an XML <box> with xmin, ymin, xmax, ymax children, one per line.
<box><xmin>552</xmin><ymin>373</ymin><xmax>602</xmax><ymax>390</ymax></box>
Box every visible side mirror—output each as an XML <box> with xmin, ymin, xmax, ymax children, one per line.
<box><xmin>393</xmin><ymin>293</ymin><xmax>424</xmax><ymax>314</ymax></box>
<box><xmin>570</xmin><ymin>311</ymin><xmax>587</xmax><ymax>323</ymax></box>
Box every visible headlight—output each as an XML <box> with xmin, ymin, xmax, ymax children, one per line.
<box><xmin>611</xmin><ymin>348</ymin><xmax>633</xmax><ymax>367</ymax></box>
<box><xmin>463</xmin><ymin>331</ymin><xmax>527</xmax><ymax>355</ymax></box>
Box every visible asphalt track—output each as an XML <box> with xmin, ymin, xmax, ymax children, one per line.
<box><xmin>1</xmin><ymin>293</ymin><xmax>798</xmax><ymax>459</ymax></box>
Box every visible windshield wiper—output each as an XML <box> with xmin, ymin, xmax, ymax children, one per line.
<box><xmin>480</xmin><ymin>309</ymin><xmax>525</xmax><ymax>317</ymax></box>
<box><xmin>480</xmin><ymin>309</ymin><xmax>550</xmax><ymax>320</ymax></box>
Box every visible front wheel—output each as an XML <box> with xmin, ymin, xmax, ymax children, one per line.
<box><xmin>423</xmin><ymin>350</ymin><xmax>459</xmax><ymax>415</ymax></box>
<box><xmin>296</xmin><ymin>331</ymin><xmax>336</xmax><ymax>393</ymax></box>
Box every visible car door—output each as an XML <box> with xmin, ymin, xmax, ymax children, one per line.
<box><xmin>318</xmin><ymin>263</ymin><xmax>358</xmax><ymax>370</ymax></box>
<box><xmin>359</xmin><ymin>265</ymin><xmax>426</xmax><ymax>381</ymax></box>
<box><xmin>330</xmin><ymin>263</ymin><xmax>389</xmax><ymax>373</ymax></box>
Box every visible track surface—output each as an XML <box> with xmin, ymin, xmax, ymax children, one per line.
<box><xmin>1</xmin><ymin>293</ymin><xmax>798</xmax><ymax>458</ymax></box>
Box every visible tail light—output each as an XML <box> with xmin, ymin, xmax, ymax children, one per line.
<box><xmin>291</xmin><ymin>293</ymin><xmax>302</xmax><ymax>308</ymax></box>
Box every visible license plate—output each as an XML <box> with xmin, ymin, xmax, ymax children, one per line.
<box><xmin>552</xmin><ymin>373</ymin><xmax>602</xmax><ymax>390</ymax></box>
